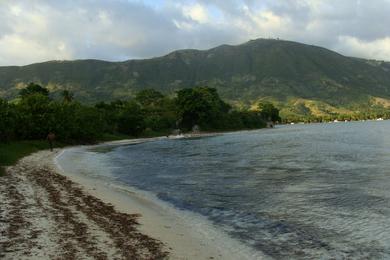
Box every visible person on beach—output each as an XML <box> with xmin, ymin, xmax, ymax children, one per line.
<box><xmin>47</xmin><ymin>132</ymin><xmax>56</xmax><ymax>151</ymax></box>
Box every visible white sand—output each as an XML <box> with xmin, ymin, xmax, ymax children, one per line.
<box><xmin>2</xmin><ymin>149</ymin><xmax>168</xmax><ymax>259</ymax></box>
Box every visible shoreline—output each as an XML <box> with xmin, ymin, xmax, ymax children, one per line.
<box><xmin>54</xmin><ymin>135</ymin><xmax>264</xmax><ymax>259</ymax></box>
<box><xmin>1</xmin><ymin>133</ymin><xmax>265</xmax><ymax>259</ymax></box>
<box><xmin>0</xmin><ymin>148</ymin><xmax>168</xmax><ymax>259</ymax></box>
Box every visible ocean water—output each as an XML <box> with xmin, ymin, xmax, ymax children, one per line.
<box><xmin>57</xmin><ymin>121</ymin><xmax>390</xmax><ymax>259</ymax></box>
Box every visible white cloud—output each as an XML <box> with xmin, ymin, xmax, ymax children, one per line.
<box><xmin>182</xmin><ymin>3</ymin><xmax>210</xmax><ymax>24</ymax></box>
<box><xmin>337</xmin><ymin>36</ymin><xmax>390</xmax><ymax>60</ymax></box>
<box><xmin>1</xmin><ymin>0</ymin><xmax>390</xmax><ymax>65</ymax></box>
<box><xmin>0</xmin><ymin>34</ymin><xmax>72</xmax><ymax>65</ymax></box>
<box><xmin>9</xmin><ymin>4</ymin><xmax>22</xmax><ymax>16</ymax></box>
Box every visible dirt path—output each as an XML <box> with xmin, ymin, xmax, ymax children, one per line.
<box><xmin>0</xmin><ymin>150</ymin><xmax>168</xmax><ymax>260</ymax></box>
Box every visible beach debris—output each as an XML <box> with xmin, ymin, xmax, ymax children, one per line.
<box><xmin>0</xmin><ymin>151</ymin><xmax>169</xmax><ymax>259</ymax></box>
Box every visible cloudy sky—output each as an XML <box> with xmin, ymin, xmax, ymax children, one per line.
<box><xmin>1</xmin><ymin>0</ymin><xmax>390</xmax><ymax>66</ymax></box>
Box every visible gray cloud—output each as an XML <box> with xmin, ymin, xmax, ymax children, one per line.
<box><xmin>1</xmin><ymin>0</ymin><xmax>390</xmax><ymax>65</ymax></box>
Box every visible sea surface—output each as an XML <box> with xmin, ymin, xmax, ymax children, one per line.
<box><xmin>57</xmin><ymin>121</ymin><xmax>390</xmax><ymax>259</ymax></box>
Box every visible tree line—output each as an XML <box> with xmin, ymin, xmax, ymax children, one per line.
<box><xmin>282</xmin><ymin>112</ymin><xmax>390</xmax><ymax>124</ymax></box>
<box><xmin>0</xmin><ymin>83</ymin><xmax>280</xmax><ymax>143</ymax></box>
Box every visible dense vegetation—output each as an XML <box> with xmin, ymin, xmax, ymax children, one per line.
<box><xmin>0</xmin><ymin>83</ymin><xmax>275</xmax><ymax>144</ymax></box>
<box><xmin>1</xmin><ymin>38</ymin><xmax>390</xmax><ymax>121</ymax></box>
<box><xmin>0</xmin><ymin>83</ymin><xmax>279</xmax><ymax>175</ymax></box>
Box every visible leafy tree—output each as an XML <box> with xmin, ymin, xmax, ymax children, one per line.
<box><xmin>117</xmin><ymin>101</ymin><xmax>145</xmax><ymax>136</ymax></box>
<box><xmin>136</xmin><ymin>90</ymin><xmax>176</xmax><ymax>132</ymax></box>
<box><xmin>135</xmin><ymin>89</ymin><xmax>164</xmax><ymax>107</ymax></box>
<box><xmin>61</xmin><ymin>90</ymin><xmax>74</xmax><ymax>103</ymax></box>
<box><xmin>0</xmin><ymin>99</ymin><xmax>17</xmax><ymax>142</ymax></box>
<box><xmin>144</xmin><ymin>114</ymin><xmax>174</xmax><ymax>132</ymax></box>
<box><xmin>72</xmin><ymin>105</ymin><xmax>105</xmax><ymax>142</ymax></box>
<box><xmin>175</xmin><ymin>87</ymin><xmax>231</xmax><ymax>130</ymax></box>
<box><xmin>19</xmin><ymin>83</ymin><xmax>49</xmax><ymax>98</ymax></box>
<box><xmin>47</xmin><ymin>102</ymin><xmax>105</xmax><ymax>142</ymax></box>
<box><xmin>240</xmin><ymin>111</ymin><xmax>267</xmax><ymax>128</ymax></box>
<box><xmin>258</xmin><ymin>102</ymin><xmax>281</xmax><ymax>122</ymax></box>
<box><xmin>16</xmin><ymin>93</ymin><xmax>52</xmax><ymax>139</ymax></box>
<box><xmin>95</xmin><ymin>100</ymin><xmax>126</xmax><ymax>134</ymax></box>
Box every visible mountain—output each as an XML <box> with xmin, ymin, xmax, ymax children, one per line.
<box><xmin>1</xmin><ymin>38</ymin><xmax>390</xmax><ymax>120</ymax></box>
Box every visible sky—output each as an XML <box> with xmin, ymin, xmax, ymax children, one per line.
<box><xmin>1</xmin><ymin>0</ymin><xmax>390</xmax><ymax>66</ymax></box>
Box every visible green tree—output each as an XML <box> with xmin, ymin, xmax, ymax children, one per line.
<box><xmin>175</xmin><ymin>87</ymin><xmax>231</xmax><ymax>130</ymax></box>
<box><xmin>0</xmin><ymin>99</ymin><xmax>17</xmax><ymax>142</ymax></box>
<box><xmin>61</xmin><ymin>90</ymin><xmax>74</xmax><ymax>103</ymax></box>
<box><xmin>258</xmin><ymin>102</ymin><xmax>281</xmax><ymax>122</ymax></box>
<box><xmin>49</xmin><ymin>102</ymin><xmax>105</xmax><ymax>142</ymax></box>
<box><xmin>72</xmin><ymin>104</ymin><xmax>105</xmax><ymax>142</ymax></box>
<box><xmin>117</xmin><ymin>101</ymin><xmax>145</xmax><ymax>136</ymax></box>
<box><xmin>135</xmin><ymin>89</ymin><xmax>164</xmax><ymax>107</ymax></box>
<box><xmin>19</xmin><ymin>83</ymin><xmax>49</xmax><ymax>98</ymax></box>
<box><xmin>135</xmin><ymin>90</ymin><xmax>176</xmax><ymax>132</ymax></box>
<box><xmin>16</xmin><ymin>93</ymin><xmax>52</xmax><ymax>139</ymax></box>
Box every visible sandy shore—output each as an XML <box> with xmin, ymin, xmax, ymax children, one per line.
<box><xmin>0</xmin><ymin>149</ymin><xmax>167</xmax><ymax>259</ymax></box>
<box><xmin>0</xmin><ymin>137</ymin><xmax>263</xmax><ymax>259</ymax></box>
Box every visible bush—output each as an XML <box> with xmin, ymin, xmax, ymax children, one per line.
<box><xmin>175</xmin><ymin>87</ymin><xmax>231</xmax><ymax>130</ymax></box>
<box><xmin>117</xmin><ymin>101</ymin><xmax>145</xmax><ymax>136</ymax></box>
<box><xmin>0</xmin><ymin>99</ymin><xmax>17</xmax><ymax>142</ymax></box>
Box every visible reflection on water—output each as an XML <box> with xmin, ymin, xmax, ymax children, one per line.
<box><xmin>59</xmin><ymin>121</ymin><xmax>390</xmax><ymax>259</ymax></box>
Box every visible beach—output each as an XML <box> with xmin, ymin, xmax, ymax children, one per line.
<box><xmin>0</xmin><ymin>138</ymin><xmax>260</xmax><ymax>260</ymax></box>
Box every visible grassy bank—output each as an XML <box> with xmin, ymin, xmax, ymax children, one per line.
<box><xmin>0</xmin><ymin>133</ymin><xmax>137</xmax><ymax>176</ymax></box>
<box><xmin>0</xmin><ymin>140</ymin><xmax>65</xmax><ymax>176</ymax></box>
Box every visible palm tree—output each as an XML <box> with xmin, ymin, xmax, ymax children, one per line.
<box><xmin>61</xmin><ymin>90</ymin><xmax>74</xmax><ymax>103</ymax></box>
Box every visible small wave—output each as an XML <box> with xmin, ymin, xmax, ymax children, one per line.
<box><xmin>100</xmin><ymin>182</ymin><xmax>266</xmax><ymax>260</ymax></box>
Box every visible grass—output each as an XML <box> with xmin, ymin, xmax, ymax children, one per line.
<box><xmin>0</xmin><ymin>140</ymin><xmax>66</xmax><ymax>176</ymax></box>
<box><xmin>0</xmin><ymin>133</ymin><xmax>136</xmax><ymax>176</ymax></box>
<box><xmin>0</xmin><ymin>132</ymin><xmax>170</xmax><ymax>177</ymax></box>
<box><xmin>99</xmin><ymin>133</ymin><xmax>131</xmax><ymax>142</ymax></box>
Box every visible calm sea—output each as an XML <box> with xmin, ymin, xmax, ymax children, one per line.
<box><xmin>57</xmin><ymin>121</ymin><xmax>390</xmax><ymax>259</ymax></box>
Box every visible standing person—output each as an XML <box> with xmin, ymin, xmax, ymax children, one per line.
<box><xmin>47</xmin><ymin>132</ymin><xmax>56</xmax><ymax>151</ymax></box>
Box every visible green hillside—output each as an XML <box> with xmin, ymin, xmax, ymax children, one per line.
<box><xmin>1</xmin><ymin>38</ymin><xmax>390</xmax><ymax>120</ymax></box>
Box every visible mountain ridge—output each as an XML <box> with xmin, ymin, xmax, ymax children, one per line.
<box><xmin>1</xmin><ymin>38</ymin><xmax>390</xmax><ymax>120</ymax></box>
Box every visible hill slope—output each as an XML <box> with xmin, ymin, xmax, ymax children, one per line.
<box><xmin>1</xmin><ymin>38</ymin><xmax>390</xmax><ymax>119</ymax></box>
